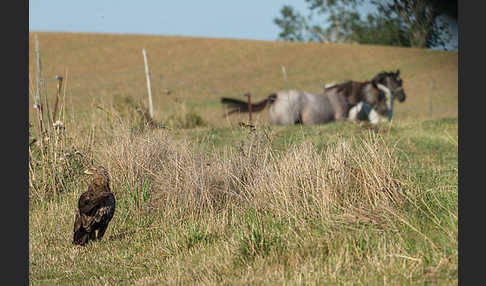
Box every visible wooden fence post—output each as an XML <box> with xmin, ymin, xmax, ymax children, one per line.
<box><xmin>281</xmin><ymin>65</ymin><xmax>287</xmax><ymax>82</ymax></box>
<box><xmin>52</xmin><ymin>76</ymin><xmax>63</xmax><ymax>123</ymax></box>
<box><xmin>42</xmin><ymin>79</ymin><xmax>52</xmax><ymax>129</ymax></box>
<box><xmin>142</xmin><ymin>48</ymin><xmax>154</xmax><ymax>120</ymax></box>
<box><xmin>34</xmin><ymin>35</ymin><xmax>44</xmax><ymax>135</ymax></box>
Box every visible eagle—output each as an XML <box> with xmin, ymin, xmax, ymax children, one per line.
<box><xmin>73</xmin><ymin>166</ymin><xmax>116</xmax><ymax>246</ymax></box>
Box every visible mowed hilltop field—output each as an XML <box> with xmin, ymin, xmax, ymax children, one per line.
<box><xmin>28</xmin><ymin>32</ymin><xmax>457</xmax><ymax>126</ymax></box>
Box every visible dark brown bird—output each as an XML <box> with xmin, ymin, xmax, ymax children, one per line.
<box><xmin>73</xmin><ymin>166</ymin><xmax>116</xmax><ymax>246</ymax></box>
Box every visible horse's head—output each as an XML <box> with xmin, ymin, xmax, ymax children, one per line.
<box><xmin>366</xmin><ymin>81</ymin><xmax>389</xmax><ymax>117</ymax></box>
<box><xmin>372</xmin><ymin>69</ymin><xmax>406</xmax><ymax>102</ymax></box>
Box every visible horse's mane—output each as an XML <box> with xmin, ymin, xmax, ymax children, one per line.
<box><xmin>327</xmin><ymin>80</ymin><xmax>372</xmax><ymax>92</ymax></box>
<box><xmin>334</xmin><ymin>80</ymin><xmax>371</xmax><ymax>96</ymax></box>
<box><xmin>325</xmin><ymin>80</ymin><xmax>377</xmax><ymax>107</ymax></box>
<box><xmin>372</xmin><ymin>71</ymin><xmax>397</xmax><ymax>85</ymax></box>
<box><xmin>325</xmin><ymin>80</ymin><xmax>352</xmax><ymax>93</ymax></box>
<box><xmin>330</xmin><ymin>71</ymin><xmax>397</xmax><ymax>91</ymax></box>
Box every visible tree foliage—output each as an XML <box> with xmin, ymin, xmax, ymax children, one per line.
<box><xmin>274</xmin><ymin>6</ymin><xmax>307</xmax><ymax>42</ymax></box>
<box><xmin>372</xmin><ymin>0</ymin><xmax>446</xmax><ymax>48</ymax></box>
<box><xmin>273</xmin><ymin>0</ymin><xmax>456</xmax><ymax>49</ymax></box>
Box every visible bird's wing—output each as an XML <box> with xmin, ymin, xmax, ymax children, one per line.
<box><xmin>73</xmin><ymin>209</ymin><xmax>90</xmax><ymax>245</ymax></box>
<box><xmin>93</xmin><ymin>192</ymin><xmax>116</xmax><ymax>224</ymax></box>
<box><xmin>76</xmin><ymin>191</ymin><xmax>115</xmax><ymax>231</ymax></box>
<box><xmin>78</xmin><ymin>191</ymin><xmax>113</xmax><ymax>214</ymax></box>
<box><xmin>73</xmin><ymin>208</ymin><xmax>95</xmax><ymax>238</ymax></box>
<box><xmin>73</xmin><ymin>210</ymin><xmax>82</xmax><ymax>233</ymax></box>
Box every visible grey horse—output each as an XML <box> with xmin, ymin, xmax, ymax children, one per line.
<box><xmin>221</xmin><ymin>80</ymin><xmax>388</xmax><ymax>125</ymax></box>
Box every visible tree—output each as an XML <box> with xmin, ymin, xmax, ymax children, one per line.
<box><xmin>351</xmin><ymin>14</ymin><xmax>411</xmax><ymax>47</ymax></box>
<box><xmin>273</xmin><ymin>0</ymin><xmax>366</xmax><ymax>43</ymax></box>
<box><xmin>273</xmin><ymin>6</ymin><xmax>307</xmax><ymax>42</ymax></box>
<box><xmin>274</xmin><ymin>0</ymin><xmax>456</xmax><ymax>49</ymax></box>
<box><xmin>372</xmin><ymin>0</ymin><xmax>444</xmax><ymax>48</ymax></box>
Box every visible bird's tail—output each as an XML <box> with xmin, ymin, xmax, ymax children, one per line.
<box><xmin>221</xmin><ymin>94</ymin><xmax>276</xmax><ymax>117</ymax></box>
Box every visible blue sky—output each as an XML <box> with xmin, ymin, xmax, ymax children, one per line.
<box><xmin>29</xmin><ymin>1</ymin><xmax>313</xmax><ymax>41</ymax></box>
<box><xmin>29</xmin><ymin>1</ymin><xmax>456</xmax><ymax>49</ymax></box>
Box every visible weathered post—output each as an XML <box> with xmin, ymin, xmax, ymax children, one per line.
<box><xmin>34</xmin><ymin>35</ymin><xmax>44</xmax><ymax>134</ymax></box>
<box><xmin>42</xmin><ymin>79</ymin><xmax>52</xmax><ymax>129</ymax></box>
<box><xmin>52</xmin><ymin>75</ymin><xmax>63</xmax><ymax>123</ymax></box>
<box><xmin>281</xmin><ymin>65</ymin><xmax>287</xmax><ymax>82</ymax></box>
<box><xmin>142</xmin><ymin>48</ymin><xmax>154</xmax><ymax>120</ymax></box>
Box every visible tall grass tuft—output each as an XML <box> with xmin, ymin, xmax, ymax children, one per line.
<box><xmin>89</xmin><ymin>123</ymin><xmax>413</xmax><ymax>231</ymax></box>
<box><xmin>225</xmin><ymin>132</ymin><xmax>411</xmax><ymax>230</ymax></box>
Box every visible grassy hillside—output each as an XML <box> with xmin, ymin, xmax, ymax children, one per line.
<box><xmin>28</xmin><ymin>32</ymin><xmax>457</xmax><ymax>127</ymax></box>
<box><xmin>28</xmin><ymin>32</ymin><xmax>457</xmax><ymax>285</ymax></box>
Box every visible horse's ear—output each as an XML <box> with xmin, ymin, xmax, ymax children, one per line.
<box><xmin>396</xmin><ymin>69</ymin><xmax>400</xmax><ymax>76</ymax></box>
<box><xmin>371</xmin><ymin>79</ymin><xmax>378</xmax><ymax>88</ymax></box>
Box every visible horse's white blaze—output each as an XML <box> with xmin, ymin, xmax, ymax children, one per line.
<box><xmin>348</xmin><ymin>84</ymin><xmax>394</xmax><ymax>124</ymax></box>
<box><xmin>377</xmin><ymin>83</ymin><xmax>393</xmax><ymax>120</ymax></box>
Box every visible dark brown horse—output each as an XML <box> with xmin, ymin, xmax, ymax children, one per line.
<box><xmin>348</xmin><ymin>70</ymin><xmax>407</xmax><ymax>123</ymax></box>
<box><xmin>221</xmin><ymin>80</ymin><xmax>387</xmax><ymax>125</ymax></box>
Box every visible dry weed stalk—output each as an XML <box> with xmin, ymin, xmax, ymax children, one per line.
<box><xmin>29</xmin><ymin>73</ymin><xmax>90</xmax><ymax>200</ymax></box>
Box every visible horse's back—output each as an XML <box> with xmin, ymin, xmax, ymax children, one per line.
<box><xmin>300</xmin><ymin>92</ymin><xmax>335</xmax><ymax>124</ymax></box>
<box><xmin>269</xmin><ymin>90</ymin><xmax>337</xmax><ymax>125</ymax></box>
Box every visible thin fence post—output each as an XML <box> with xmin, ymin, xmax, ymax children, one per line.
<box><xmin>42</xmin><ymin>79</ymin><xmax>52</xmax><ymax>130</ymax></box>
<box><xmin>35</xmin><ymin>35</ymin><xmax>44</xmax><ymax>135</ymax></box>
<box><xmin>281</xmin><ymin>65</ymin><xmax>287</xmax><ymax>82</ymax></box>
<box><xmin>52</xmin><ymin>76</ymin><xmax>63</xmax><ymax>123</ymax></box>
<box><xmin>60</xmin><ymin>70</ymin><xmax>69</xmax><ymax>123</ymax></box>
<box><xmin>142</xmin><ymin>48</ymin><xmax>154</xmax><ymax>120</ymax></box>
<box><xmin>282</xmin><ymin>65</ymin><xmax>292</xmax><ymax>91</ymax></box>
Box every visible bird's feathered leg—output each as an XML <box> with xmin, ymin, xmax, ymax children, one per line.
<box><xmin>89</xmin><ymin>230</ymin><xmax>97</xmax><ymax>241</ymax></box>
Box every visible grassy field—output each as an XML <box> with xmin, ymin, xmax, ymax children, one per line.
<box><xmin>29</xmin><ymin>32</ymin><xmax>457</xmax><ymax>285</ymax></box>
<box><xmin>28</xmin><ymin>32</ymin><xmax>457</xmax><ymax>126</ymax></box>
